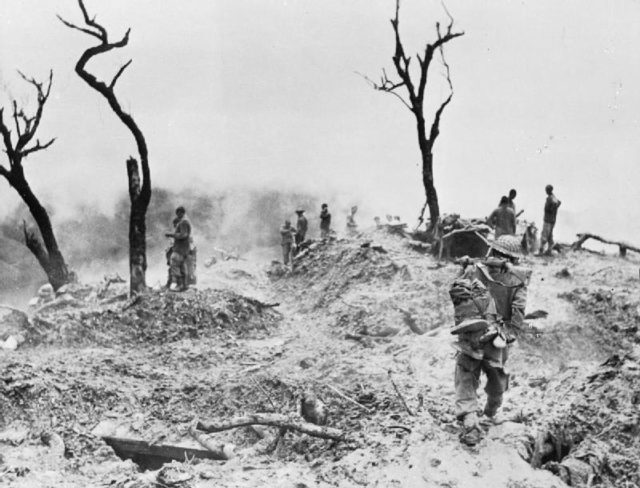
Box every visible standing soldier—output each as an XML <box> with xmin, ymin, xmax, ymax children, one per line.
<box><xmin>539</xmin><ymin>184</ymin><xmax>561</xmax><ymax>256</ymax></box>
<box><xmin>449</xmin><ymin>237</ymin><xmax>530</xmax><ymax>446</ymax></box>
<box><xmin>487</xmin><ymin>196</ymin><xmax>516</xmax><ymax>238</ymax></box>
<box><xmin>346</xmin><ymin>206</ymin><xmax>358</xmax><ymax>236</ymax></box>
<box><xmin>280</xmin><ymin>219</ymin><xmax>296</xmax><ymax>266</ymax></box>
<box><xmin>320</xmin><ymin>203</ymin><xmax>331</xmax><ymax>239</ymax></box>
<box><xmin>295</xmin><ymin>209</ymin><xmax>308</xmax><ymax>249</ymax></box>
<box><xmin>165</xmin><ymin>206</ymin><xmax>192</xmax><ymax>291</ymax></box>
<box><xmin>506</xmin><ymin>189</ymin><xmax>517</xmax><ymax>213</ymax></box>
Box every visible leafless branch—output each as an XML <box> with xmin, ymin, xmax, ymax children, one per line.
<box><xmin>57</xmin><ymin>14</ymin><xmax>104</xmax><ymax>41</ymax></box>
<box><xmin>441</xmin><ymin>1</ymin><xmax>455</xmax><ymax>30</ymax></box>
<box><xmin>355</xmin><ymin>70</ymin><xmax>413</xmax><ymax>111</ymax></box>
<box><xmin>439</xmin><ymin>44</ymin><xmax>453</xmax><ymax>92</ymax></box>
<box><xmin>60</xmin><ymin>0</ymin><xmax>148</xmax><ymax>204</ymax></box>
<box><xmin>22</xmin><ymin>137</ymin><xmax>56</xmax><ymax>158</ymax></box>
<box><xmin>12</xmin><ymin>101</ymin><xmax>22</xmax><ymax>137</ymax></box>
<box><xmin>0</xmin><ymin>108</ymin><xmax>13</xmax><ymax>154</ymax></box>
<box><xmin>110</xmin><ymin>59</ymin><xmax>132</xmax><ymax>89</ymax></box>
<box><xmin>12</xmin><ymin>70</ymin><xmax>53</xmax><ymax>153</ymax></box>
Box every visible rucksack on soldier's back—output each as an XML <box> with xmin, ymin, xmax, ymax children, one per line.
<box><xmin>448</xmin><ymin>277</ymin><xmax>492</xmax><ymax>335</ymax></box>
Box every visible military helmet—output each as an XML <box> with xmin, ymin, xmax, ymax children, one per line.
<box><xmin>489</xmin><ymin>234</ymin><xmax>522</xmax><ymax>260</ymax></box>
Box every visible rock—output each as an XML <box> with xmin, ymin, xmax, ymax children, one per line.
<box><xmin>300</xmin><ymin>391</ymin><xmax>328</xmax><ymax>426</ymax></box>
<box><xmin>299</xmin><ymin>358</ymin><xmax>314</xmax><ymax>369</ymax></box>
<box><xmin>555</xmin><ymin>268</ymin><xmax>571</xmax><ymax>278</ymax></box>
<box><xmin>1</xmin><ymin>335</ymin><xmax>19</xmax><ymax>350</ymax></box>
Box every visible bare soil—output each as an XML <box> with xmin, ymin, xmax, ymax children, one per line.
<box><xmin>1</xmin><ymin>230</ymin><xmax>639</xmax><ymax>487</ymax></box>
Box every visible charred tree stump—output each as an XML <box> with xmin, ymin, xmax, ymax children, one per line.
<box><xmin>61</xmin><ymin>0</ymin><xmax>152</xmax><ymax>294</ymax></box>
<box><xmin>0</xmin><ymin>71</ymin><xmax>69</xmax><ymax>291</ymax></box>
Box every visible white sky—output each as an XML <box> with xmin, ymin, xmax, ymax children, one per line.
<box><xmin>1</xmin><ymin>0</ymin><xmax>640</xmax><ymax>244</ymax></box>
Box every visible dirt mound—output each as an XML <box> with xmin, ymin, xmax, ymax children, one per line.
<box><xmin>30</xmin><ymin>288</ymin><xmax>282</xmax><ymax>346</ymax></box>
<box><xmin>271</xmin><ymin>239</ymin><xmax>410</xmax><ymax>308</ymax></box>
<box><xmin>531</xmin><ymin>351</ymin><xmax>640</xmax><ymax>487</ymax></box>
<box><xmin>559</xmin><ymin>287</ymin><xmax>640</xmax><ymax>347</ymax></box>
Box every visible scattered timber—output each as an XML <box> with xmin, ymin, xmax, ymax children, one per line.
<box><xmin>571</xmin><ymin>233</ymin><xmax>640</xmax><ymax>257</ymax></box>
<box><xmin>196</xmin><ymin>413</ymin><xmax>348</xmax><ymax>442</ymax></box>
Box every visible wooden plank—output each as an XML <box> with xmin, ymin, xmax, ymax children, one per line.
<box><xmin>102</xmin><ymin>436</ymin><xmax>227</xmax><ymax>470</ymax></box>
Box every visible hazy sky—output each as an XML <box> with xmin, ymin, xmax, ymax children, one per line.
<box><xmin>1</xmin><ymin>0</ymin><xmax>640</xmax><ymax>245</ymax></box>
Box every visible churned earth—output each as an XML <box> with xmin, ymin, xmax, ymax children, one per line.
<box><xmin>1</xmin><ymin>229</ymin><xmax>639</xmax><ymax>487</ymax></box>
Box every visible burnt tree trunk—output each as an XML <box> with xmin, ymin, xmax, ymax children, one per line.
<box><xmin>14</xmin><ymin>173</ymin><xmax>69</xmax><ymax>290</ymax></box>
<box><xmin>61</xmin><ymin>0</ymin><xmax>152</xmax><ymax>294</ymax></box>
<box><xmin>416</xmin><ymin>115</ymin><xmax>440</xmax><ymax>230</ymax></box>
<box><xmin>127</xmin><ymin>158</ymin><xmax>148</xmax><ymax>294</ymax></box>
<box><xmin>0</xmin><ymin>71</ymin><xmax>69</xmax><ymax>291</ymax></box>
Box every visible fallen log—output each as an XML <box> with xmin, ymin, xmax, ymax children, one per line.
<box><xmin>196</xmin><ymin>413</ymin><xmax>348</xmax><ymax>442</ymax></box>
<box><xmin>571</xmin><ymin>232</ymin><xmax>640</xmax><ymax>257</ymax></box>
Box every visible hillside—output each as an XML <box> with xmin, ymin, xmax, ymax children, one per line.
<box><xmin>1</xmin><ymin>229</ymin><xmax>639</xmax><ymax>487</ymax></box>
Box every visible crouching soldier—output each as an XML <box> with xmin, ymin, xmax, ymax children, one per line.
<box><xmin>449</xmin><ymin>236</ymin><xmax>530</xmax><ymax>446</ymax></box>
<box><xmin>165</xmin><ymin>206</ymin><xmax>192</xmax><ymax>291</ymax></box>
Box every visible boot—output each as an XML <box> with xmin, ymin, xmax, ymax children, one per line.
<box><xmin>460</xmin><ymin>412</ymin><xmax>483</xmax><ymax>446</ymax></box>
<box><xmin>178</xmin><ymin>276</ymin><xmax>188</xmax><ymax>292</ymax></box>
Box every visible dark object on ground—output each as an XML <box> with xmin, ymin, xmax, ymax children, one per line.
<box><xmin>440</xmin><ymin>229</ymin><xmax>491</xmax><ymax>260</ymax></box>
<box><xmin>102</xmin><ymin>436</ymin><xmax>227</xmax><ymax>470</ymax></box>
<box><xmin>555</xmin><ymin>268</ymin><xmax>571</xmax><ymax>278</ymax></box>
<box><xmin>524</xmin><ymin>310</ymin><xmax>548</xmax><ymax>320</ymax></box>
<box><xmin>300</xmin><ymin>391</ymin><xmax>328</xmax><ymax>425</ymax></box>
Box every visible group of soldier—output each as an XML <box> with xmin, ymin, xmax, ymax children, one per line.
<box><xmin>487</xmin><ymin>184</ymin><xmax>561</xmax><ymax>256</ymax></box>
<box><xmin>279</xmin><ymin>203</ymin><xmax>333</xmax><ymax>266</ymax></box>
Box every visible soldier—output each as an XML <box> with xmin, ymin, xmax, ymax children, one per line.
<box><xmin>280</xmin><ymin>219</ymin><xmax>296</xmax><ymax>265</ymax></box>
<box><xmin>487</xmin><ymin>196</ymin><xmax>516</xmax><ymax>238</ymax></box>
<box><xmin>539</xmin><ymin>184</ymin><xmax>561</xmax><ymax>256</ymax></box>
<box><xmin>320</xmin><ymin>203</ymin><xmax>331</xmax><ymax>239</ymax></box>
<box><xmin>295</xmin><ymin>209</ymin><xmax>308</xmax><ymax>248</ymax></box>
<box><xmin>165</xmin><ymin>206</ymin><xmax>191</xmax><ymax>291</ymax></box>
<box><xmin>506</xmin><ymin>189</ymin><xmax>517</xmax><ymax>213</ymax></box>
<box><xmin>450</xmin><ymin>236</ymin><xmax>530</xmax><ymax>446</ymax></box>
<box><xmin>346</xmin><ymin>206</ymin><xmax>358</xmax><ymax>236</ymax></box>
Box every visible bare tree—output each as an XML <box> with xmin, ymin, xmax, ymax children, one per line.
<box><xmin>363</xmin><ymin>0</ymin><xmax>463</xmax><ymax>233</ymax></box>
<box><xmin>59</xmin><ymin>0</ymin><xmax>151</xmax><ymax>294</ymax></box>
<box><xmin>0</xmin><ymin>71</ymin><xmax>70</xmax><ymax>290</ymax></box>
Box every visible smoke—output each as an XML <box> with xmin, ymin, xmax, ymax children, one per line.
<box><xmin>0</xmin><ymin>186</ymin><xmax>330</xmax><ymax>292</ymax></box>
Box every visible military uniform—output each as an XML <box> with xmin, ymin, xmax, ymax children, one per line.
<box><xmin>453</xmin><ymin>262</ymin><xmax>529</xmax><ymax>420</ymax></box>
<box><xmin>280</xmin><ymin>224</ymin><xmax>296</xmax><ymax>265</ymax></box>
<box><xmin>540</xmin><ymin>193</ymin><xmax>561</xmax><ymax>254</ymax></box>
<box><xmin>170</xmin><ymin>215</ymin><xmax>192</xmax><ymax>288</ymax></box>
<box><xmin>296</xmin><ymin>214</ymin><xmax>308</xmax><ymax>247</ymax></box>
<box><xmin>320</xmin><ymin>208</ymin><xmax>331</xmax><ymax>239</ymax></box>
